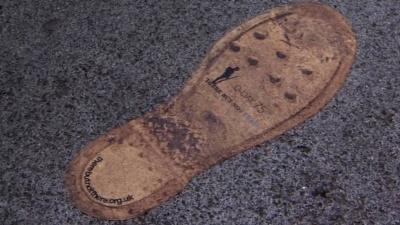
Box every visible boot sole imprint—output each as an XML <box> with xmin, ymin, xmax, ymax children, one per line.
<box><xmin>65</xmin><ymin>2</ymin><xmax>357</xmax><ymax>220</ymax></box>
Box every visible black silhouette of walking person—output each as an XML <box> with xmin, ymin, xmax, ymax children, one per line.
<box><xmin>212</xmin><ymin>66</ymin><xmax>240</xmax><ymax>84</ymax></box>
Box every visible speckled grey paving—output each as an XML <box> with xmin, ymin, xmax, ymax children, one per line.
<box><xmin>1</xmin><ymin>0</ymin><xmax>399</xmax><ymax>224</ymax></box>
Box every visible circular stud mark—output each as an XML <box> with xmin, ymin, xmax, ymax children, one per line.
<box><xmin>301</xmin><ymin>69</ymin><xmax>313</xmax><ymax>75</ymax></box>
<box><xmin>276</xmin><ymin>51</ymin><xmax>287</xmax><ymax>59</ymax></box>
<box><xmin>268</xmin><ymin>74</ymin><xmax>281</xmax><ymax>84</ymax></box>
<box><xmin>284</xmin><ymin>92</ymin><xmax>297</xmax><ymax>102</ymax></box>
<box><xmin>229</xmin><ymin>42</ymin><xmax>241</xmax><ymax>52</ymax></box>
<box><xmin>253</xmin><ymin>31</ymin><xmax>267</xmax><ymax>40</ymax></box>
<box><xmin>248</xmin><ymin>57</ymin><xmax>259</xmax><ymax>66</ymax></box>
